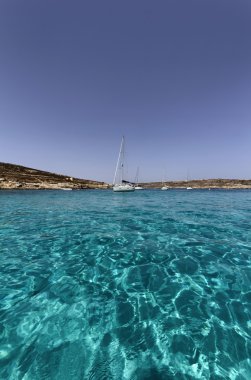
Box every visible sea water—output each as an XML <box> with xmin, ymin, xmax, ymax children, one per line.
<box><xmin>0</xmin><ymin>189</ymin><xmax>251</xmax><ymax>380</ymax></box>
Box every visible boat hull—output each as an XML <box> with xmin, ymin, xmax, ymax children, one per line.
<box><xmin>113</xmin><ymin>184</ymin><xmax>135</xmax><ymax>192</ymax></box>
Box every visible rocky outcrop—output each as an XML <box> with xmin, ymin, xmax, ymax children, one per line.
<box><xmin>0</xmin><ymin>162</ymin><xmax>109</xmax><ymax>190</ymax></box>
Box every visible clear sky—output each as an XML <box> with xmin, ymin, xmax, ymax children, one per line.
<box><xmin>0</xmin><ymin>0</ymin><xmax>251</xmax><ymax>183</ymax></box>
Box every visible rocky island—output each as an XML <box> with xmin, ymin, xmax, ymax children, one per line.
<box><xmin>0</xmin><ymin>162</ymin><xmax>109</xmax><ymax>190</ymax></box>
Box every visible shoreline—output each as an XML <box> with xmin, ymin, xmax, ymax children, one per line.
<box><xmin>1</xmin><ymin>162</ymin><xmax>251</xmax><ymax>190</ymax></box>
<box><xmin>1</xmin><ymin>185</ymin><xmax>251</xmax><ymax>191</ymax></box>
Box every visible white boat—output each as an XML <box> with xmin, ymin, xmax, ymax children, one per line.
<box><xmin>161</xmin><ymin>171</ymin><xmax>169</xmax><ymax>190</ymax></box>
<box><xmin>113</xmin><ymin>137</ymin><xmax>135</xmax><ymax>192</ymax></box>
<box><xmin>113</xmin><ymin>183</ymin><xmax>135</xmax><ymax>192</ymax></box>
<box><xmin>134</xmin><ymin>167</ymin><xmax>143</xmax><ymax>190</ymax></box>
<box><xmin>186</xmin><ymin>170</ymin><xmax>192</xmax><ymax>190</ymax></box>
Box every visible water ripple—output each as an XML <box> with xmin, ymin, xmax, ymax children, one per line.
<box><xmin>0</xmin><ymin>189</ymin><xmax>251</xmax><ymax>379</ymax></box>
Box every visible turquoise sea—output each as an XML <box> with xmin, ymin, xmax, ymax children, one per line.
<box><xmin>0</xmin><ymin>189</ymin><xmax>251</xmax><ymax>380</ymax></box>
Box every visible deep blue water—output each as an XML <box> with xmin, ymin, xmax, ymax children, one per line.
<box><xmin>0</xmin><ymin>189</ymin><xmax>251</xmax><ymax>380</ymax></box>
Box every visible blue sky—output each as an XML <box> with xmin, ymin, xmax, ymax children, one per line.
<box><xmin>0</xmin><ymin>0</ymin><xmax>251</xmax><ymax>182</ymax></box>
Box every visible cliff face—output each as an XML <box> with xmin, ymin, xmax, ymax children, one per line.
<box><xmin>0</xmin><ymin>163</ymin><xmax>108</xmax><ymax>190</ymax></box>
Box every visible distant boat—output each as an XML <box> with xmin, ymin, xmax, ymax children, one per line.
<box><xmin>61</xmin><ymin>188</ymin><xmax>72</xmax><ymax>191</ymax></box>
<box><xmin>161</xmin><ymin>171</ymin><xmax>169</xmax><ymax>190</ymax></box>
<box><xmin>113</xmin><ymin>137</ymin><xmax>135</xmax><ymax>192</ymax></box>
<box><xmin>134</xmin><ymin>167</ymin><xmax>143</xmax><ymax>190</ymax></box>
<box><xmin>186</xmin><ymin>171</ymin><xmax>192</xmax><ymax>190</ymax></box>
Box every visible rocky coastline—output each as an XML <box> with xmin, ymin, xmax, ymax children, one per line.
<box><xmin>0</xmin><ymin>163</ymin><xmax>108</xmax><ymax>190</ymax></box>
<box><xmin>1</xmin><ymin>162</ymin><xmax>251</xmax><ymax>190</ymax></box>
<box><xmin>140</xmin><ymin>179</ymin><xmax>251</xmax><ymax>189</ymax></box>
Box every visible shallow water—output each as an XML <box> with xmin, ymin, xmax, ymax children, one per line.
<box><xmin>0</xmin><ymin>189</ymin><xmax>251</xmax><ymax>379</ymax></box>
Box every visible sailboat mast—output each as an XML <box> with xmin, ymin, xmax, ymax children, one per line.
<box><xmin>113</xmin><ymin>136</ymin><xmax>124</xmax><ymax>185</ymax></box>
<box><xmin>121</xmin><ymin>136</ymin><xmax>125</xmax><ymax>183</ymax></box>
<box><xmin>135</xmin><ymin>167</ymin><xmax>139</xmax><ymax>185</ymax></box>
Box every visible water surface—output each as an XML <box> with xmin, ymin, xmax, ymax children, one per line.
<box><xmin>0</xmin><ymin>189</ymin><xmax>251</xmax><ymax>379</ymax></box>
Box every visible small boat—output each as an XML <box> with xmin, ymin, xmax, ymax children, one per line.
<box><xmin>113</xmin><ymin>137</ymin><xmax>135</xmax><ymax>192</ymax></box>
<box><xmin>186</xmin><ymin>171</ymin><xmax>192</xmax><ymax>190</ymax></box>
<box><xmin>161</xmin><ymin>171</ymin><xmax>169</xmax><ymax>190</ymax></box>
<box><xmin>134</xmin><ymin>167</ymin><xmax>143</xmax><ymax>190</ymax></box>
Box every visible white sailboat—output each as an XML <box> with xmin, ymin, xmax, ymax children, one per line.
<box><xmin>161</xmin><ymin>184</ymin><xmax>169</xmax><ymax>190</ymax></box>
<box><xmin>186</xmin><ymin>170</ymin><xmax>193</xmax><ymax>190</ymax></box>
<box><xmin>113</xmin><ymin>137</ymin><xmax>135</xmax><ymax>192</ymax></box>
<box><xmin>161</xmin><ymin>171</ymin><xmax>169</xmax><ymax>190</ymax></box>
<box><xmin>134</xmin><ymin>167</ymin><xmax>143</xmax><ymax>190</ymax></box>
